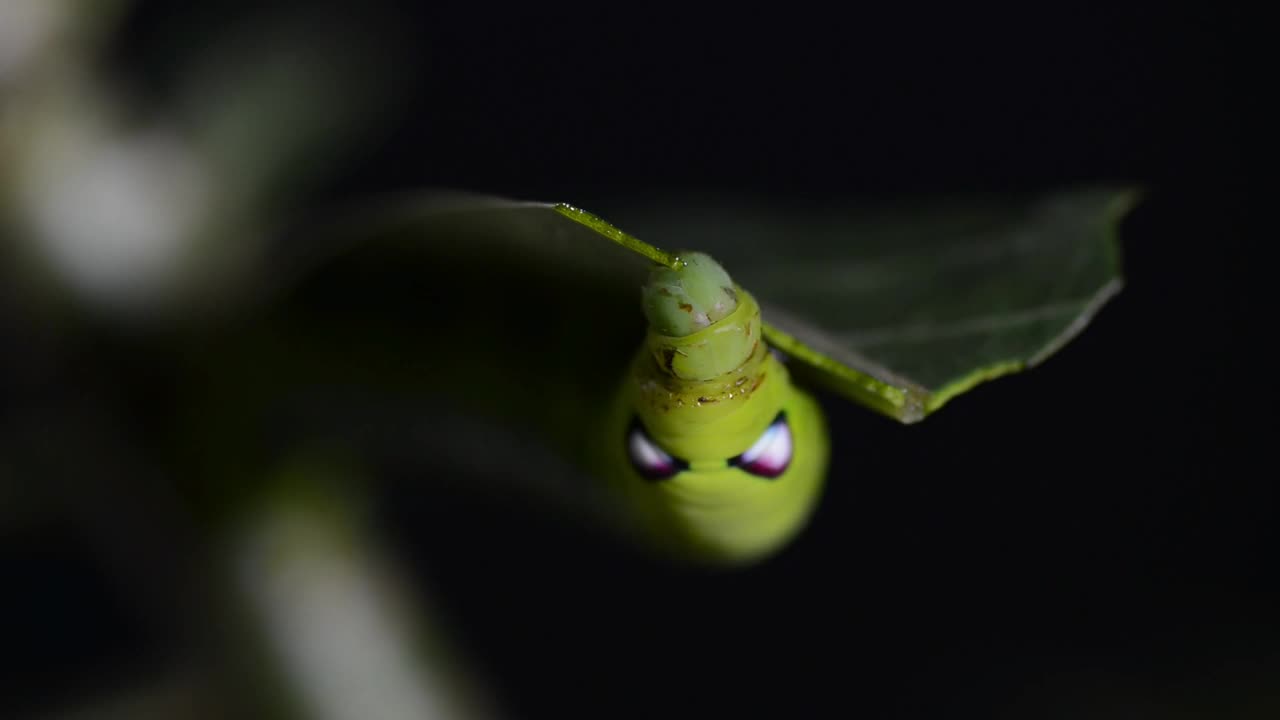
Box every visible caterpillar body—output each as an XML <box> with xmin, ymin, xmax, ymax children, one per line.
<box><xmin>594</xmin><ymin>253</ymin><xmax>829</xmax><ymax>566</ymax></box>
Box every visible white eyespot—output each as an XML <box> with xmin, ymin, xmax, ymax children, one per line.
<box><xmin>732</xmin><ymin>413</ymin><xmax>793</xmax><ymax>479</ymax></box>
<box><xmin>626</xmin><ymin>419</ymin><xmax>687</xmax><ymax>480</ymax></box>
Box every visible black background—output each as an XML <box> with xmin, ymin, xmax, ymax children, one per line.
<box><xmin>5</xmin><ymin>3</ymin><xmax>1264</xmax><ymax>718</ymax></box>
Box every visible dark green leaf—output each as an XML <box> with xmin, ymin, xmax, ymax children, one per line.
<box><xmin>596</xmin><ymin>188</ymin><xmax>1137</xmax><ymax>421</ymax></box>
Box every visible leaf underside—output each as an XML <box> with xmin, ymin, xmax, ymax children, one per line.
<box><xmin>298</xmin><ymin>187</ymin><xmax>1135</xmax><ymax>424</ymax></box>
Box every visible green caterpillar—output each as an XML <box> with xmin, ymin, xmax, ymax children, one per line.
<box><xmin>596</xmin><ymin>253</ymin><xmax>828</xmax><ymax>565</ymax></box>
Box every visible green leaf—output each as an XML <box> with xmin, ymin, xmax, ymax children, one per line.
<box><xmin>592</xmin><ymin>187</ymin><xmax>1137</xmax><ymax>422</ymax></box>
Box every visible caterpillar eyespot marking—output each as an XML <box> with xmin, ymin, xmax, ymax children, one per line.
<box><xmin>626</xmin><ymin>418</ymin><xmax>688</xmax><ymax>481</ymax></box>
<box><xmin>729</xmin><ymin>412</ymin><xmax>793</xmax><ymax>479</ymax></box>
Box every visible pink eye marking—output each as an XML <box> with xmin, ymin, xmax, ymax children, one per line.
<box><xmin>626</xmin><ymin>419</ymin><xmax>688</xmax><ymax>480</ymax></box>
<box><xmin>730</xmin><ymin>412</ymin><xmax>793</xmax><ymax>479</ymax></box>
